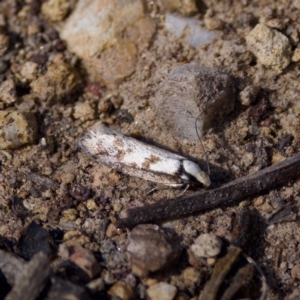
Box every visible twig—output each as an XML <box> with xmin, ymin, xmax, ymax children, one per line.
<box><xmin>116</xmin><ymin>153</ymin><xmax>300</xmax><ymax>228</ymax></box>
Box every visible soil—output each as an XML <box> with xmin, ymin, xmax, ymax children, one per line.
<box><xmin>0</xmin><ymin>0</ymin><xmax>300</xmax><ymax>299</ymax></box>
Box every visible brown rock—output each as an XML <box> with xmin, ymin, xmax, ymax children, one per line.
<box><xmin>108</xmin><ymin>281</ymin><xmax>136</xmax><ymax>300</ymax></box>
<box><xmin>127</xmin><ymin>224</ymin><xmax>181</xmax><ymax>277</ymax></box>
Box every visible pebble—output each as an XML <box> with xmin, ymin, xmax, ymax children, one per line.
<box><xmin>41</xmin><ymin>0</ymin><xmax>70</xmax><ymax>22</ymax></box>
<box><xmin>108</xmin><ymin>282</ymin><xmax>136</xmax><ymax>300</ymax></box>
<box><xmin>63</xmin><ymin>230</ymin><xmax>91</xmax><ymax>246</ymax></box>
<box><xmin>190</xmin><ymin>233</ymin><xmax>222</xmax><ymax>258</ymax></box>
<box><xmin>58</xmin><ymin>244</ymin><xmax>101</xmax><ymax>282</ymax></box>
<box><xmin>30</xmin><ymin>56</ymin><xmax>81</xmax><ymax>103</ymax></box>
<box><xmin>73</xmin><ymin>101</ymin><xmax>95</xmax><ymax>121</ymax></box>
<box><xmin>182</xmin><ymin>267</ymin><xmax>202</xmax><ymax>288</ymax></box>
<box><xmin>106</xmin><ymin>223</ymin><xmax>118</xmax><ymax>237</ymax></box>
<box><xmin>239</xmin><ymin>85</ymin><xmax>260</xmax><ymax>106</ymax></box>
<box><xmin>0</xmin><ymin>111</ymin><xmax>38</xmax><ymax>149</ymax></box>
<box><xmin>126</xmin><ymin>224</ymin><xmax>181</xmax><ymax>277</ymax></box>
<box><xmin>61</xmin><ymin>208</ymin><xmax>78</xmax><ymax>221</ymax></box>
<box><xmin>246</xmin><ymin>24</ymin><xmax>291</xmax><ymax>71</ymax></box>
<box><xmin>0</xmin><ymin>79</ymin><xmax>17</xmax><ymax>104</ymax></box>
<box><xmin>60</xmin><ymin>0</ymin><xmax>155</xmax><ymax>87</ymax></box>
<box><xmin>161</xmin><ymin>0</ymin><xmax>198</xmax><ymax>16</ymax></box>
<box><xmin>156</xmin><ymin>64</ymin><xmax>235</xmax><ymax>141</ymax></box>
<box><xmin>146</xmin><ymin>282</ymin><xmax>177</xmax><ymax>300</ymax></box>
<box><xmin>20</xmin><ymin>61</ymin><xmax>38</xmax><ymax>82</ymax></box>
<box><xmin>86</xmin><ymin>199</ymin><xmax>97</xmax><ymax>210</ymax></box>
<box><xmin>291</xmin><ymin>264</ymin><xmax>300</xmax><ymax>279</ymax></box>
<box><xmin>292</xmin><ymin>49</ymin><xmax>300</xmax><ymax>62</ymax></box>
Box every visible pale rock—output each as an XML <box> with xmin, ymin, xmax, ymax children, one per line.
<box><xmin>0</xmin><ymin>79</ymin><xmax>17</xmax><ymax>104</ymax></box>
<box><xmin>108</xmin><ymin>281</ymin><xmax>136</xmax><ymax>300</ymax></box>
<box><xmin>61</xmin><ymin>208</ymin><xmax>78</xmax><ymax>221</ymax></box>
<box><xmin>86</xmin><ymin>199</ymin><xmax>97</xmax><ymax>210</ymax></box>
<box><xmin>246</xmin><ymin>24</ymin><xmax>291</xmax><ymax>71</ymax></box>
<box><xmin>127</xmin><ymin>224</ymin><xmax>181</xmax><ymax>277</ymax></box>
<box><xmin>30</xmin><ymin>58</ymin><xmax>81</xmax><ymax>103</ymax></box>
<box><xmin>61</xmin><ymin>0</ymin><xmax>155</xmax><ymax>87</ymax></box>
<box><xmin>63</xmin><ymin>230</ymin><xmax>91</xmax><ymax>246</ymax></box>
<box><xmin>0</xmin><ymin>111</ymin><xmax>38</xmax><ymax>149</ymax></box>
<box><xmin>291</xmin><ymin>48</ymin><xmax>300</xmax><ymax>62</ymax></box>
<box><xmin>147</xmin><ymin>282</ymin><xmax>177</xmax><ymax>300</ymax></box>
<box><xmin>106</xmin><ymin>223</ymin><xmax>118</xmax><ymax>237</ymax></box>
<box><xmin>73</xmin><ymin>101</ymin><xmax>95</xmax><ymax>121</ymax></box>
<box><xmin>161</xmin><ymin>0</ymin><xmax>198</xmax><ymax>16</ymax></box>
<box><xmin>41</xmin><ymin>0</ymin><xmax>70</xmax><ymax>22</ymax></box>
<box><xmin>156</xmin><ymin>64</ymin><xmax>235</xmax><ymax>141</ymax></box>
<box><xmin>0</xmin><ymin>29</ymin><xmax>9</xmax><ymax>55</ymax></box>
<box><xmin>190</xmin><ymin>233</ymin><xmax>222</xmax><ymax>258</ymax></box>
<box><xmin>20</xmin><ymin>61</ymin><xmax>38</xmax><ymax>82</ymax></box>
<box><xmin>239</xmin><ymin>85</ymin><xmax>260</xmax><ymax>106</ymax></box>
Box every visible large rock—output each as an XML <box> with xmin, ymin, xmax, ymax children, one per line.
<box><xmin>156</xmin><ymin>64</ymin><xmax>235</xmax><ymax>140</ymax></box>
<box><xmin>61</xmin><ymin>0</ymin><xmax>155</xmax><ymax>87</ymax></box>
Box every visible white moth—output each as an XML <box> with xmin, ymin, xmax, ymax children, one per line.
<box><xmin>78</xmin><ymin>124</ymin><xmax>210</xmax><ymax>189</ymax></box>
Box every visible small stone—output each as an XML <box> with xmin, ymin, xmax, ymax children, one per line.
<box><xmin>207</xmin><ymin>257</ymin><xmax>216</xmax><ymax>265</ymax></box>
<box><xmin>67</xmin><ymin>244</ymin><xmax>101</xmax><ymax>280</ymax></box>
<box><xmin>30</xmin><ymin>57</ymin><xmax>81</xmax><ymax>103</ymax></box>
<box><xmin>182</xmin><ymin>267</ymin><xmax>202</xmax><ymax>288</ymax></box>
<box><xmin>0</xmin><ymin>79</ymin><xmax>17</xmax><ymax>104</ymax></box>
<box><xmin>63</xmin><ymin>230</ymin><xmax>91</xmax><ymax>246</ymax></box>
<box><xmin>146</xmin><ymin>282</ymin><xmax>177</xmax><ymax>300</ymax></box>
<box><xmin>241</xmin><ymin>152</ymin><xmax>254</xmax><ymax>168</ymax></box>
<box><xmin>190</xmin><ymin>233</ymin><xmax>222</xmax><ymax>258</ymax></box>
<box><xmin>106</xmin><ymin>223</ymin><xmax>118</xmax><ymax>237</ymax></box>
<box><xmin>246</xmin><ymin>24</ymin><xmax>291</xmax><ymax>71</ymax></box>
<box><xmin>60</xmin><ymin>172</ymin><xmax>75</xmax><ymax>184</ymax></box>
<box><xmin>161</xmin><ymin>0</ymin><xmax>198</xmax><ymax>16</ymax></box>
<box><xmin>239</xmin><ymin>85</ymin><xmax>260</xmax><ymax>106</ymax></box>
<box><xmin>68</xmin><ymin>183</ymin><xmax>92</xmax><ymax>201</ymax></box>
<box><xmin>20</xmin><ymin>61</ymin><xmax>38</xmax><ymax>82</ymax></box>
<box><xmin>61</xmin><ymin>208</ymin><xmax>78</xmax><ymax>221</ymax></box>
<box><xmin>41</xmin><ymin>0</ymin><xmax>70</xmax><ymax>22</ymax></box>
<box><xmin>113</xmin><ymin>203</ymin><xmax>122</xmax><ymax>212</ymax></box>
<box><xmin>0</xmin><ymin>29</ymin><xmax>9</xmax><ymax>55</ymax></box>
<box><xmin>253</xmin><ymin>196</ymin><xmax>264</xmax><ymax>206</ymax></box>
<box><xmin>86</xmin><ymin>199</ymin><xmax>97</xmax><ymax>210</ymax></box>
<box><xmin>73</xmin><ymin>101</ymin><xmax>95</xmax><ymax>121</ymax></box>
<box><xmin>0</xmin><ymin>111</ymin><xmax>38</xmax><ymax>149</ymax></box>
<box><xmin>108</xmin><ymin>282</ymin><xmax>136</xmax><ymax>300</ymax></box>
<box><xmin>260</xmin><ymin>202</ymin><xmax>273</xmax><ymax>213</ymax></box>
<box><xmin>86</xmin><ymin>278</ymin><xmax>105</xmax><ymax>292</ymax></box>
<box><xmin>127</xmin><ymin>224</ymin><xmax>181</xmax><ymax>277</ymax></box>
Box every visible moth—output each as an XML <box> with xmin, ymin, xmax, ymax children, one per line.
<box><xmin>78</xmin><ymin>124</ymin><xmax>210</xmax><ymax>189</ymax></box>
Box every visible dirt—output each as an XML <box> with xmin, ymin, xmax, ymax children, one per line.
<box><xmin>0</xmin><ymin>0</ymin><xmax>300</xmax><ymax>299</ymax></box>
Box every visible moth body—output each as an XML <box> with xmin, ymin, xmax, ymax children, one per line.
<box><xmin>78</xmin><ymin>124</ymin><xmax>210</xmax><ymax>188</ymax></box>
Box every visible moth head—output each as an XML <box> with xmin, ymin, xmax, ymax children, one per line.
<box><xmin>182</xmin><ymin>160</ymin><xmax>210</xmax><ymax>188</ymax></box>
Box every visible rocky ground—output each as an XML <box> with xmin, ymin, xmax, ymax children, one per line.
<box><xmin>0</xmin><ymin>0</ymin><xmax>300</xmax><ymax>299</ymax></box>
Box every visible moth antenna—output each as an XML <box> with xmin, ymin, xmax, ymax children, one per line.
<box><xmin>195</xmin><ymin>112</ymin><xmax>210</xmax><ymax>176</ymax></box>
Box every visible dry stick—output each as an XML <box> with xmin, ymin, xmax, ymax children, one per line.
<box><xmin>116</xmin><ymin>153</ymin><xmax>300</xmax><ymax>228</ymax></box>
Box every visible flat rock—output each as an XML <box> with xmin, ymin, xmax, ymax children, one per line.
<box><xmin>156</xmin><ymin>64</ymin><xmax>235</xmax><ymax>141</ymax></box>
